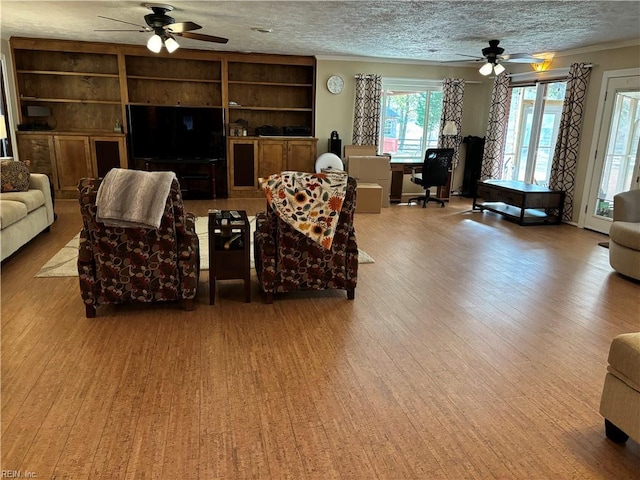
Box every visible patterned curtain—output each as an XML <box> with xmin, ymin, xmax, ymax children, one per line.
<box><xmin>352</xmin><ymin>73</ymin><xmax>382</xmax><ymax>146</ymax></box>
<box><xmin>438</xmin><ymin>78</ymin><xmax>465</xmax><ymax>168</ymax></box>
<box><xmin>480</xmin><ymin>72</ymin><xmax>511</xmax><ymax>179</ymax></box>
<box><xmin>549</xmin><ymin>63</ymin><xmax>592</xmax><ymax>221</ymax></box>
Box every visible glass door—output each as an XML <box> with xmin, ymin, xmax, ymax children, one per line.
<box><xmin>503</xmin><ymin>82</ymin><xmax>565</xmax><ymax>185</ymax></box>
<box><xmin>584</xmin><ymin>74</ymin><xmax>640</xmax><ymax>234</ymax></box>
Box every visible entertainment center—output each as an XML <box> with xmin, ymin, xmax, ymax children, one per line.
<box><xmin>10</xmin><ymin>37</ymin><xmax>317</xmax><ymax>199</ymax></box>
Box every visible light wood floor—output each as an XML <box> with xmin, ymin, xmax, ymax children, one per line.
<box><xmin>1</xmin><ymin>195</ymin><xmax>639</xmax><ymax>479</ymax></box>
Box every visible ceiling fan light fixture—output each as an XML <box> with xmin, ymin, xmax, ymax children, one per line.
<box><xmin>493</xmin><ymin>63</ymin><xmax>505</xmax><ymax>75</ymax></box>
<box><xmin>147</xmin><ymin>33</ymin><xmax>163</xmax><ymax>53</ymax></box>
<box><xmin>164</xmin><ymin>36</ymin><xmax>180</xmax><ymax>53</ymax></box>
<box><xmin>479</xmin><ymin>62</ymin><xmax>493</xmax><ymax>76</ymax></box>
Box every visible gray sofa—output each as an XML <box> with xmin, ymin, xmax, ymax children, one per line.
<box><xmin>609</xmin><ymin>189</ymin><xmax>640</xmax><ymax>280</ymax></box>
<box><xmin>0</xmin><ymin>173</ymin><xmax>55</xmax><ymax>261</ymax></box>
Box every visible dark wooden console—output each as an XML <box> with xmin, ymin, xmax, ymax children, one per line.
<box><xmin>473</xmin><ymin>180</ymin><xmax>565</xmax><ymax>225</ymax></box>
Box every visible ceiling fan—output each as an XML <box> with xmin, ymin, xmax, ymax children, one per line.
<box><xmin>96</xmin><ymin>3</ymin><xmax>228</xmax><ymax>53</ymax></box>
<box><xmin>447</xmin><ymin>40</ymin><xmax>544</xmax><ymax>76</ymax></box>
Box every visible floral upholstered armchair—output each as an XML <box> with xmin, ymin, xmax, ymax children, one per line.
<box><xmin>77</xmin><ymin>176</ymin><xmax>199</xmax><ymax>318</ymax></box>
<box><xmin>254</xmin><ymin>171</ymin><xmax>358</xmax><ymax>303</ymax></box>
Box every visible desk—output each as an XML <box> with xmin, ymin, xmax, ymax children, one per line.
<box><xmin>390</xmin><ymin>161</ymin><xmax>452</xmax><ymax>203</ymax></box>
<box><xmin>473</xmin><ymin>180</ymin><xmax>564</xmax><ymax>225</ymax></box>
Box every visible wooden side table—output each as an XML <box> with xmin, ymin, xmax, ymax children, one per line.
<box><xmin>208</xmin><ymin>210</ymin><xmax>251</xmax><ymax>304</ymax></box>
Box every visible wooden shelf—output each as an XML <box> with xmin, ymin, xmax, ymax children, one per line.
<box><xmin>127</xmin><ymin>101</ymin><xmax>223</xmax><ymax>108</ymax></box>
<box><xmin>17</xmin><ymin>70</ymin><xmax>120</xmax><ymax>78</ymax></box>
<box><xmin>228</xmin><ymin>80</ymin><xmax>313</xmax><ymax>87</ymax></box>
<box><xmin>229</xmin><ymin>106</ymin><xmax>313</xmax><ymax>112</ymax></box>
<box><xmin>21</xmin><ymin>98</ymin><xmax>121</xmax><ymax>105</ymax></box>
<box><xmin>127</xmin><ymin>75</ymin><xmax>222</xmax><ymax>84</ymax></box>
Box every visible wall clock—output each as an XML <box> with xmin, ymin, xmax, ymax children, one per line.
<box><xmin>327</xmin><ymin>75</ymin><xmax>344</xmax><ymax>94</ymax></box>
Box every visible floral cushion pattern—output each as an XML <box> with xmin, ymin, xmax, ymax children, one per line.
<box><xmin>77</xmin><ymin>177</ymin><xmax>199</xmax><ymax>312</ymax></box>
<box><xmin>1</xmin><ymin>160</ymin><xmax>30</xmax><ymax>192</ymax></box>
<box><xmin>259</xmin><ymin>171</ymin><xmax>348</xmax><ymax>249</ymax></box>
<box><xmin>254</xmin><ymin>175</ymin><xmax>358</xmax><ymax>302</ymax></box>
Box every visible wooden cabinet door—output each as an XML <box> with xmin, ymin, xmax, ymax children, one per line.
<box><xmin>16</xmin><ymin>133</ymin><xmax>55</xmax><ymax>179</ymax></box>
<box><xmin>259</xmin><ymin>140</ymin><xmax>285</xmax><ymax>178</ymax></box>
<box><xmin>53</xmin><ymin>135</ymin><xmax>92</xmax><ymax>196</ymax></box>
<box><xmin>90</xmin><ymin>136</ymin><xmax>127</xmax><ymax>177</ymax></box>
<box><xmin>287</xmin><ymin>139</ymin><xmax>317</xmax><ymax>173</ymax></box>
<box><xmin>228</xmin><ymin>139</ymin><xmax>258</xmax><ymax>192</ymax></box>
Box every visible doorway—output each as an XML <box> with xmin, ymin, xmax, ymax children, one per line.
<box><xmin>583</xmin><ymin>71</ymin><xmax>640</xmax><ymax>234</ymax></box>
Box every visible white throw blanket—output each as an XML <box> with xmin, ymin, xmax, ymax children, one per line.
<box><xmin>96</xmin><ymin>168</ymin><xmax>176</xmax><ymax>229</ymax></box>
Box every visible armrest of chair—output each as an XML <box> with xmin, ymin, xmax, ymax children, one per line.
<box><xmin>77</xmin><ymin>225</ymin><xmax>98</xmax><ymax>305</ymax></box>
<box><xmin>254</xmin><ymin>211</ymin><xmax>276</xmax><ymax>257</ymax></box>
<box><xmin>29</xmin><ymin>173</ymin><xmax>55</xmax><ymax>225</ymax></box>
<box><xmin>176</xmin><ymin>212</ymin><xmax>200</xmax><ymax>299</ymax></box>
<box><xmin>254</xmin><ymin>212</ymin><xmax>277</xmax><ymax>292</ymax></box>
<box><xmin>613</xmin><ymin>190</ymin><xmax>640</xmax><ymax>223</ymax></box>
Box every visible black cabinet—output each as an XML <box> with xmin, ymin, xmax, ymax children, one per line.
<box><xmin>461</xmin><ymin>136</ymin><xmax>485</xmax><ymax>198</ymax></box>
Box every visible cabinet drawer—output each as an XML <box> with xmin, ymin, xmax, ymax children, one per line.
<box><xmin>501</xmin><ymin>192</ymin><xmax>525</xmax><ymax>207</ymax></box>
<box><xmin>476</xmin><ymin>184</ymin><xmax>496</xmax><ymax>201</ymax></box>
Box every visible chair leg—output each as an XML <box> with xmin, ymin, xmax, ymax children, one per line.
<box><xmin>604</xmin><ymin>419</ymin><xmax>629</xmax><ymax>444</ymax></box>
<box><xmin>407</xmin><ymin>196</ymin><xmax>426</xmax><ymax>206</ymax></box>
<box><xmin>265</xmin><ymin>292</ymin><xmax>274</xmax><ymax>304</ymax></box>
<box><xmin>85</xmin><ymin>304</ymin><xmax>96</xmax><ymax>318</ymax></box>
<box><xmin>347</xmin><ymin>289</ymin><xmax>355</xmax><ymax>300</ymax></box>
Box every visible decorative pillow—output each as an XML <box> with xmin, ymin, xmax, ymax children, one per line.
<box><xmin>1</xmin><ymin>160</ymin><xmax>30</xmax><ymax>192</ymax></box>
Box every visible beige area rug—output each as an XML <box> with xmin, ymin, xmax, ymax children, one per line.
<box><xmin>36</xmin><ymin>216</ymin><xmax>373</xmax><ymax>277</ymax></box>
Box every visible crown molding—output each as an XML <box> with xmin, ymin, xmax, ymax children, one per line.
<box><xmin>554</xmin><ymin>39</ymin><xmax>640</xmax><ymax>57</ymax></box>
<box><xmin>315</xmin><ymin>55</ymin><xmax>477</xmax><ymax>68</ymax></box>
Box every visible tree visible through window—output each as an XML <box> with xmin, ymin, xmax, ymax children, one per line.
<box><xmin>502</xmin><ymin>81</ymin><xmax>566</xmax><ymax>185</ymax></box>
<box><xmin>379</xmin><ymin>79</ymin><xmax>443</xmax><ymax>161</ymax></box>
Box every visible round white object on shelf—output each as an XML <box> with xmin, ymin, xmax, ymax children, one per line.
<box><xmin>315</xmin><ymin>153</ymin><xmax>344</xmax><ymax>173</ymax></box>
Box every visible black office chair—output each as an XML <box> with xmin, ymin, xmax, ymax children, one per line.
<box><xmin>407</xmin><ymin>148</ymin><xmax>455</xmax><ymax>208</ymax></box>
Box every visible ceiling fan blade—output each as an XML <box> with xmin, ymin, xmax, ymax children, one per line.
<box><xmin>166</xmin><ymin>21</ymin><xmax>202</xmax><ymax>33</ymax></box>
<box><xmin>501</xmin><ymin>53</ymin><xmax>545</xmax><ymax>64</ymax></box>
<box><xmin>440</xmin><ymin>56</ymin><xmax>485</xmax><ymax>64</ymax></box>
<box><xmin>176</xmin><ymin>31</ymin><xmax>229</xmax><ymax>44</ymax></box>
<box><xmin>97</xmin><ymin>15</ymin><xmax>151</xmax><ymax>31</ymax></box>
<box><xmin>95</xmin><ymin>29</ymin><xmax>148</xmax><ymax>32</ymax></box>
<box><xmin>456</xmin><ymin>54</ymin><xmax>484</xmax><ymax>60</ymax></box>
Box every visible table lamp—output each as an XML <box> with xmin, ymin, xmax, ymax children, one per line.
<box><xmin>0</xmin><ymin>114</ymin><xmax>7</xmax><ymax>157</ymax></box>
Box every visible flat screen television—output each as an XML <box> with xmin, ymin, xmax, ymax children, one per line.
<box><xmin>126</xmin><ymin>105</ymin><xmax>225</xmax><ymax>160</ymax></box>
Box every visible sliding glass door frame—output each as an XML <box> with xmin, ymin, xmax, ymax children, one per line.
<box><xmin>579</xmin><ymin>68</ymin><xmax>640</xmax><ymax>233</ymax></box>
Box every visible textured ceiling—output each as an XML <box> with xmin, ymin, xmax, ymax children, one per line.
<box><xmin>1</xmin><ymin>1</ymin><xmax>639</xmax><ymax>62</ymax></box>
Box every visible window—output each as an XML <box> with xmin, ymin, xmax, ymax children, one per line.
<box><xmin>379</xmin><ymin>78</ymin><xmax>443</xmax><ymax>161</ymax></box>
<box><xmin>502</xmin><ymin>81</ymin><xmax>566</xmax><ymax>186</ymax></box>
